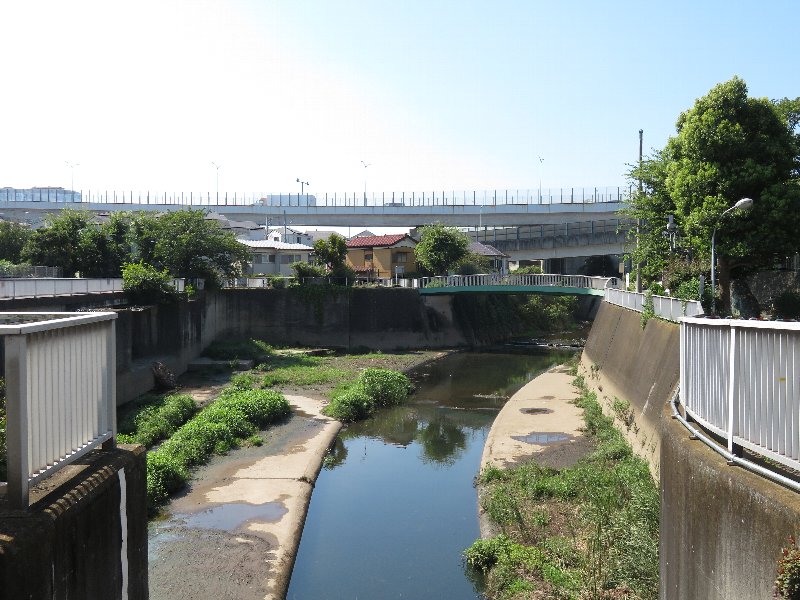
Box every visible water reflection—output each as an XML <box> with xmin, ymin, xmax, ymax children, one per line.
<box><xmin>290</xmin><ymin>349</ymin><xmax>575</xmax><ymax>600</ymax></box>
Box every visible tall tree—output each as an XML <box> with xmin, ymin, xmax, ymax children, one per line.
<box><xmin>414</xmin><ymin>223</ymin><xmax>469</xmax><ymax>276</ymax></box>
<box><xmin>22</xmin><ymin>210</ymin><xmax>93</xmax><ymax>276</ymax></box>
<box><xmin>312</xmin><ymin>234</ymin><xmax>348</xmax><ymax>270</ymax></box>
<box><xmin>0</xmin><ymin>221</ymin><xmax>32</xmax><ymax>263</ymax></box>
<box><xmin>626</xmin><ymin>77</ymin><xmax>800</xmax><ymax>310</ymax></box>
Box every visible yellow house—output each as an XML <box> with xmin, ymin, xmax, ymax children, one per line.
<box><xmin>346</xmin><ymin>233</ymin><xmax>418</xmax><ymax>279</ymax></box>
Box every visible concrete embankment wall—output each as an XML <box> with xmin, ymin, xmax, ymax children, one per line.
<box><xmin>0</xmin><ymin>445</ymin><xmax>148</xmax><ymax>600</ymax></box>
<box><xmin>581</xmin><ymin>301</ymin><xmax>800</xmax><ymax>600</ymax></box>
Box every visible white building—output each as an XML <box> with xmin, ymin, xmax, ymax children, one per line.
<box><xmin>239</xmin><ymin>239</ymin><xmax>314</xmax><ymax>276</ymax></box>
<box><xmin>265</xmin><ymin>226</ymin><xmax>313</xmax><ymax>245</ymax></box>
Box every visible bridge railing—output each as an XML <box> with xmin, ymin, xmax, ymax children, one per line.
<box><xmin>679</xmin><ymin>317</ymin><xmax>800</xmax><ymax>473</ymax></box>
<box><xmin>1</xmin><ymin>312</ymin><xmax>117</xmax><ymax>508</ymax></box>
<box><xmin>604</xmin><ymin>288</ymin><xmax>703</xmax><ymax>322</ymax></box>
<box><xmin>0</xmin><ymin>186</ymin><xmax>630</xmax><ymax>208</ymax></box>
<box><xmin>0</xmin><ymin>277</ymin><xmax>184</xmax><ymax>300</ymax></box>
<box><xmin>419</xmin><ymin>274</ymin><xmax>620</xmax><ymax>290</ymax></box>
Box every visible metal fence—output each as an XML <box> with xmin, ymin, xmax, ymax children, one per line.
<box><xmin>469</xmin><ymin>218</ymin><xmax>630</xmax><ymax>244</ymax></box>
<box><xmin>680</xmin><ymin>317</ymin><xmax>800</xmax><ymax>473</ymax></box>
<box><xmin>604</xmin><ymin>288</ymin><xmax>704</xmax><ymax>322</ymax></box>
<box><xmin>1</xmin><ymin>312</ymin><xmax>117</xmax><ymax>508</ymax></box>
<box><xmin>419</xmin><ymin>274</ymin><xmax>620</xmax><ymax>290</ymax></box>
<box><xmin>0</xmin><ymin>186</ymin><xmax>630</xmax><ymax>208</ymax></box>
<box><xmin>0</xmin><ymin>277</ymin><xmax>185</xmax><ymax>300</ymax></box>
<box><xmin>0</xmin><ymin>265</ymin><xmax>63</xmax><ymax>279</ymax></box>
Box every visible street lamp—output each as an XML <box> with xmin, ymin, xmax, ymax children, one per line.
<box><xmin>65</xmin><ymin>161</ymin><xmax>79</xmax><ymax>200</ymax></box>
<box><xmin>296</xmin><ymin>178</ymin><xmax>309</xmax><ymax>195</ymax></box>
<box><xmin>211</xmin><ymin>162</ymin><xmax>221</xmax><ymax>200</ymax></box>
<box><xmin>537</xmin><ymin>156</ymin><xmax>544</xmax><ymax>203</ymax></box>
<box><xmin>361</xmin><ymin>160</ymin><xmax>371</xmax><ymax>206</ymax></box>
<box><xmin>711</xmin><ymin>197</ymin><xmax>754</xmax><ymax>314</ymax></box>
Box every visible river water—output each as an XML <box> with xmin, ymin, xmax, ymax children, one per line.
<box><xmin>286</xmin><ymin>349</ymin><xmax>574</xmax><ymax>600</ymax></box>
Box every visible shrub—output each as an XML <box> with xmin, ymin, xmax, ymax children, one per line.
<box><xmin>122</xmin><ymin>261</ymin><xmax>179</xmax><ymax>304</ymax></box>
<box><xmin>774</xmin><ymin>290</ymin><xmax>800</xmax><ymax>320</ymax></box>
<box><xmin>776</xmin><ymin>536</ymin><xmax>800</xmax><ymax>600</ymax></box>
<box><xmin>323</xmin><ymin>387</ymin><xmax>374</xmax><ymax>422</ymax></box>
<box><xmin>357</xmin><ymin>368</ymin><xmax>412</xmax><ymax>407</ymax></box>
<box><xmin>127</xmin><ymin>394</ymin><xmax>196</xmax><ymax>447</ymax></box>
<box><xmin>268</xmin><ymin>274</ymin><xmax>287</xmax><ymax>289</ymax></box>
<box><xmin>291</xmin><ymin>262</ymin><xmax>327</xmax><ymax>279</ymax></box>
<box><xmin>464</xmin><ymin>534</ymin><xmax>515</xmax><ymax>573</ymax></box>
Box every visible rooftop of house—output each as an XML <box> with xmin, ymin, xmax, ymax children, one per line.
<box><xmin>469</xmin><ymin>241</ymin><xmax>509</xmax><ymax>258</ymax></box>
<box><xmin>346</xmin><ymin>233</ymin><xmax>415</xmax><ymax>248</ymax></box>
<box><xmin>239</xmin><ymin>239</ymin><xmax>313</xmax><ymax>251</ymax></box>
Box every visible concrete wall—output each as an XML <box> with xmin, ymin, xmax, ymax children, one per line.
<box><xmin>581</xmin><ymin>300</ymin><xmax>800</xmax><ymax>599</ymax></box>
<box><xmin>579</xmin><ymin>301</ymin><xmax>679</xmax><ymax>477</ymax></box>
<box><xmin>0</xmin><ymin>445</ymin><xmax>148</xmax><ymax>600</ymax></box>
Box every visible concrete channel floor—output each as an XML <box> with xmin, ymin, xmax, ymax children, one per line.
<box><xmin>148</xmin><ymin>394</ymin><xmax>341</xmax><ymax>600</ymax></box>
<box><xmin>148</xmin><ymin>363</ymin><xmax>586</xmax><ymax>600</ymax></box>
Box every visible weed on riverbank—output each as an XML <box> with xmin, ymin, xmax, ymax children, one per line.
<box><xmin>465</xmin><ymin>375</ymin><xmax>659</xmax><ymax>599</ymax></box>
<box><xmin>117</xmin><ymin>393</ymin><xmax>197</xmax><ymax>447</ymax></box>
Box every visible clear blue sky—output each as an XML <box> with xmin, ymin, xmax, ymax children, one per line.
<box><xmin>1</xmin><ymin>1</ymin><xmax>796</xmax><ymax>196</ymax></box>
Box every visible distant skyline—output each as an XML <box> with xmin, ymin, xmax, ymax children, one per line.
<box><xmin>1</xmin><ymin>1</ymin><xmax>796</xmax><ymax>195</ymax></box>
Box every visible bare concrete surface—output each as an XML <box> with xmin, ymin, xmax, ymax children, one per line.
<box><xmin>478</xmin><ymin>364</ymin><xmax>592</xmax><ymax>537</ymax></box>
<box><xmin>148</xmin><ymin>394</ymin><xmax>341</xmax><ymax>600</ymax></box>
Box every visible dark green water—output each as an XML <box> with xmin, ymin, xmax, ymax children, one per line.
<box><xmin>287</xmin><ymin>349</ymin><xmax>574</xmax><ymax>600</ymax></box>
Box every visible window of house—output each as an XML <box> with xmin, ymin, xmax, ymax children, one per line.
<box><xmin>268</xmin><ymin>255</ymin><xmax>276</xmax><ymax>263</ymax></box>
<box><xmin>296</xmin><ymin>236</ymin><xmax>301</xmax><ymax>243</ymax></box>
<box><xmin>253</xmin><ymin>254</ymin><xmax>263</xmax><ymax>264</ymax></box>
<box><xmin>392</xmin><ymin>252</ymin><xmax>408</xmax><ymax>263</ymax></box>
<box><xmin>365</xmin><ymin>252</ymin><xmax>373</xmax><ymax>261</ymax></box>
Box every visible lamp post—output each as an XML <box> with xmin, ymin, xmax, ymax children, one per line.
<box><xmin>65</xmin><ymin>161</ymin><xmax>79</xmax><ymax>201</ymax></box>
<box><xmin>211</xmin><ymin>162</ymin><xmax>221</xmax><ymax>200</ymax></box>
<box><xmin>537</xmin><ymin>156</ymin><xmax>544</xmax><ymax>203</ymax></box>
<box><xmin>711</xmin><ymin>198</ymin><xmax>753</xmax><ymax>314</ymax></box>
<box><xmin>296</xmin><ymin>178</ymin><xmax>309</xmax><ymax>196</ymax></box>
<box><xmin>361</xmin><ymin>160</ymin><xmax>371</xmax><ymax>206</ymax></box>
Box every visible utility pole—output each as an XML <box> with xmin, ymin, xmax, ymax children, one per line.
<box><xmin>635</xmin><ymin>129</ymin><xmax>643</xmax><ymax>293</ymax></box>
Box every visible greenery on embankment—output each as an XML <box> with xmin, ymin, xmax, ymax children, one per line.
<box><xmin>117</xmin><ymin>393</ymin><xmax>197</xmax><ymax>448</ymax></box>
<box><xmin>465</xmin><ymin>374</ymin><xmax>659</xmax><ymax>599</ymax></box>
<box><xmin>145</xmin><ymin>388</ymin><xmax>289</xmax><ymax>509</ymax></box>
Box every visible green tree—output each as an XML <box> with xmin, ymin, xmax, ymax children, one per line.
<box><xmin>626</xmin><ymin>77</ymin><xmax>800</xmax><ymax>311</ymax></box>
<box><xmin>129</xmin><ymin>209</ymin><xmax>249</xmax><ymax>286</ymax></box>
<box><xmin>0</xmin><ymin>221</ymin><xmax>32</xmax><ymax>263</ymax></box>
<box><xmin>312</xmin><ymin>233</ymin><xmax>348</xmax><ymax>270</ymax></box>
<box><xmin>414</xmin><ymin>223</ymin><xmax>469</xmax><ymax>276</ymax></box>
<box><xmin>22</xmin><ymin>209</ymin><xmax>93</xmax><ymax>276</ymax></box>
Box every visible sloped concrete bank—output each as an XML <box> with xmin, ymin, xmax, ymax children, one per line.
<box><xmin>579</xmin><ymin>301</ymin><xmax>800</xmax><ymax>600</ymax></box>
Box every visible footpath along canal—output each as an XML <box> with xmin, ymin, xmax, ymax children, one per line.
<box><xmin>287</xmin><ymin>349</ymin><xmax>574</xmax><ymax>599</ymax></box>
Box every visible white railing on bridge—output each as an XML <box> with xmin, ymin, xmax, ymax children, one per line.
<box><xmin>2</xmin><ymin>312</ymin><xmax>117</xmax><ymax>508</ymax></box>
<box><xmin>680</xmin><ymin>317</ymin><xmax>800</xmax><ymax>473</ymax></box>
<box><xmin>419</xmin><ymin>274</ymin><xmax>620</xmax><ymax>290</ymax></box>
<box><xmin>0</xmin><ymin>277</ymin><xmax>185</xmax><ymax>300</ymax></box>
<box><xmin>1</xmin><ymin>186</ymin><xmax>630</xmax><ymax>208</ymax></box>
<box><xmin>604</xmin><ymin>288</ymin><xmax>703</xmax><ymax>322</ymax></box>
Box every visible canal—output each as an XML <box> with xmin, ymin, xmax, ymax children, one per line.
<box><xmin>286</xmin><ymin>349</ymin><xmax>574</xmax><ymax>599</ymax></box>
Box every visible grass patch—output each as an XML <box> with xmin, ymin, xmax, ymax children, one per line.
<box><xmin>202</xmin><ymin>338</ymin><xmax>274</xmax><ymax>361</ymax></box>
<box><xmin>146</xmin><ymin>387</ymin><xmax>290</xmax><ymax>510</ymax></box>
<box><xmin>323</xmin><ymin>368</ymin><xmax>412</xmax><ymax>422</ymax></box>
<box><xmin>117</xmin><ymin>393</ymin><xmax>196</xmax><ymax>447</ymax></box>
<box><xmin>467</xmin><ymin>377</ymin><xmax>659</xmax><ymax>599</ymax></box>
<box><xmin>261</xmin><ymin>365</ymin><xmax>350</xmax><ymax>388</ymax></box>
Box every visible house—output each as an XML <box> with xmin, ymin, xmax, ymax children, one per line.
<box><xmin>239</xmin><ymin>239</ymin><xmax>314</xmax><ymax>276</ymax></box>
<box><xmin>305</xmin><ymin>229</ymin><xmax>341</xmax><ymax>244</ymax></box>
<box><xmin>469</xmin><ymin>241</ymin><xmax>509</xmax><ymax>274</ymax></box>
<box><xmin>346</xmin><ymin>234</ymin><xmax>417</xmax><ymax>279</ymax></box>
<box><xmin>266</xmin><ymin>226</ymin><xmax>313</xmax><ymax>245</ymax></box>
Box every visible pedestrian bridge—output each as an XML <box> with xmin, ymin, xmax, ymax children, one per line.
<box><xmin>414</xmin><ymin>274</ymin><xmax>620</xmax><ymax>296</ymax></box>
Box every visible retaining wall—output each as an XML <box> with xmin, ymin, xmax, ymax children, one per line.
<box><xmin>0</xmin><ymin>445</ymin><xmax>148</xmax><ymax>600</ymax></box>
<box><xmin>581</xmin><ymin>300</ymin><xmax>800</xmax><ymax>599</ymax></box>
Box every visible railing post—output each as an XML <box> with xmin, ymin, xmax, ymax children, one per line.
<box><xmin>727</xmin><ymin>324</ymin><xmax>742</xmax><ymax>457</ymax></box>
<box><xmin>6</xmin><ymin>334</ymin><xmax>30</xmax><ymax>509</ymax></box>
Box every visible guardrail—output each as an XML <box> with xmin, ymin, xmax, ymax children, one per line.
<box><xmin>604</xmin><ymin>288</ymin><xmax>703</xmax><ymax>322</ymax></box>
<box><xmin>419</xmin><ymin>274</ymin><xmax>620</xmax><ymax>290</ymax></box>
<box><xmin>679</xmin><ymin>317</ymin><xmax>800</xmax><ymax>475</ymax></box>
<box><xmin>1</xmin><ymin>312</ymin><xmax>117</xmax><ymax>508</ymax></box>
<box><xmin>0</xmin><ymin>277</ymin><xmax>185</xmax><ymax>300</ymax></box>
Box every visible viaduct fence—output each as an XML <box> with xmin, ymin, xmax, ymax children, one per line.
<box><xmin>1</xmin><ymin>186</ymin><xmax>630</xmax><ymax>207</ymax></box>
<box><xmin>678</xmin><ymin>317</ymin><xmax>800</xmax><ymax>490</ymax></box>
<box><xmin>1</xmin><ymin>312</ymin><xmax>118</xmax><ymax>508</ymax></box>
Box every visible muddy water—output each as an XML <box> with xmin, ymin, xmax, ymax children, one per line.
<box><xmin>287</xmin><ymin>349</ymin><xmax>574</xmax><ymax>600</ymax></box>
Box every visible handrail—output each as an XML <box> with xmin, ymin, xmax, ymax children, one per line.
<box><xmin>1</xmin><ymin>312</ymin><xmax>118</xmax><ymax>508</ymax></box>
<box><xmin>604</xmin><ymin>288</ymin><xmax>703</xmax><ymax>322</ymax></box>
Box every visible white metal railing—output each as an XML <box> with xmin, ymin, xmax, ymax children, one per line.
<box><xmin>680</xmin><ymin>317</ymin><xmax>800</xmax><ymax>474</ymax></box>
<box><xmin>418</xmin><ymin>274</ymin><xmax>620</xmax><ymax>290</ymax></box>
<box><xmin>0</xmin><ymin>277</ymin><xmax>185</xmax><ymax>300</ymax></box>
<box><xmin>1</xmin><ymin>312</ymin><xmax>117</xmax><ymax>508</ymax></box>
<box><xmin>604</xmin><ymin>288</ymin><xmax>704</xmax><ymax>322</ymax></box>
